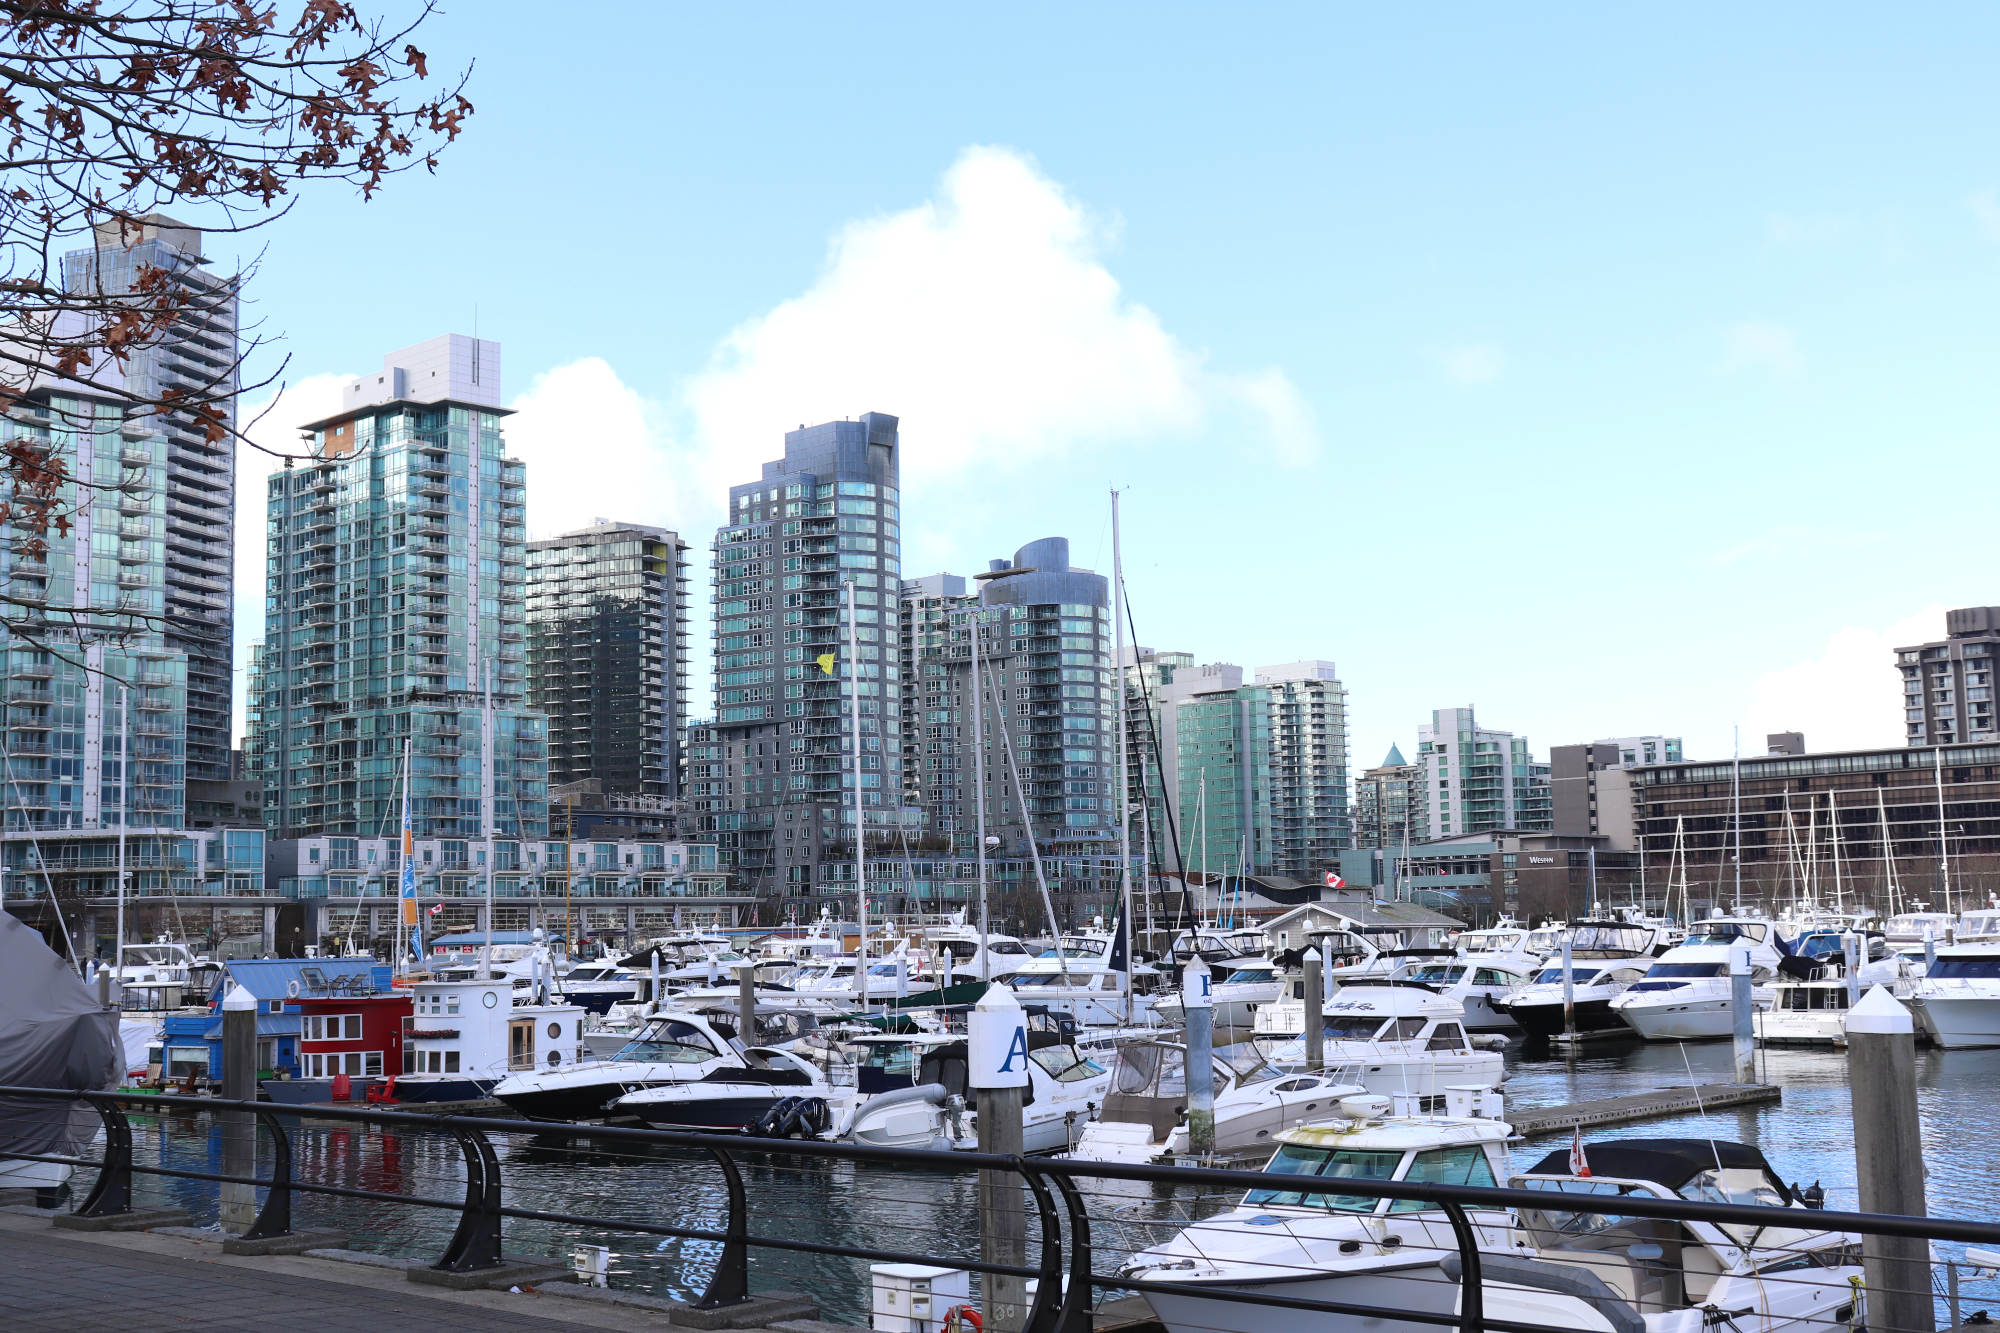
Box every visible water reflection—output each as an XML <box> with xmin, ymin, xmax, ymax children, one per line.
<box><xmin>103</xmin><ymin>1035</ymin><xmax>2000</xmax><ymax>1323</ymax></box>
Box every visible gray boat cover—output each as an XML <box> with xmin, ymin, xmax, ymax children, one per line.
<box><xmin>0</xmin><ymin>912</ymin><xmax>121</xmax><ymax>1159</ymax></box>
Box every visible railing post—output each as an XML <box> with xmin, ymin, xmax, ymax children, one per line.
<box><xmin>693</xmin><ymin>1146</ymin><xmax>752</xmax><ymax>1309</ymax></box>
<box><xmin>239</xmin><ymin>1106</ymin><xmax>294</xmax><ymax>1241</ymax></box>
<box><xmin>1046</xmin><ymin>1171</ymin><xmax>1094</xmax><ymax>1333</ymax></box>
<box><xmin>1016</xmin><ymin>1161</ymin><xmax>1064</xmax><ymax>1333</ymax></box>
<box><xmin>1439</xmin><ymin>1199</ymin><xmax>1483</xmax><ymax>1333</ymax></box>
<box><xmin>73</xmin><ymin>1093</ymin><xmax>133</xmax><ymax>1217</ymax></box>
<box><xmin>432</xmin><ymin>1123</ymin><xmax>503</xmax><ymax>1272</ymax></box>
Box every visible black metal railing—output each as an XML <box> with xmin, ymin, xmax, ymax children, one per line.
<box><xmin>3</xmin><ymin>1086</ymin><xmax>1998</xmax><ymax>1333</ymax></box>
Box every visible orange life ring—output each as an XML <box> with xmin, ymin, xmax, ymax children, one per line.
<box><xmin>942</xmin><ymin>1305</ymin><xmax>982</xmax><ymax>1333</ymax></box>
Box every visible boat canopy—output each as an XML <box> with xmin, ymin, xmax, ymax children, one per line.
<box><xmin>1523</xmin><ymin>1137</ymin><xmax>1792</xmax><ymax>1202</ymax></box>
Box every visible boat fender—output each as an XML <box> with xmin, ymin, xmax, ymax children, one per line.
<box><xmin>942</xmin><ymin>1306</ymin><xmax>981</xmax><ymax>1333</ymax></box>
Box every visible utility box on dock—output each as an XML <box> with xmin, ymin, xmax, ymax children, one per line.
<box><xmin>871</xmin><ymin>1262</ymin><xmax>970</xmax><ymax>1333</ymax></box>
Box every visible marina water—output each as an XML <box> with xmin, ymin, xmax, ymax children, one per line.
<box><xmin>113</xmin><ymin>1036</ymin><xmax>2000</xmax><ymax>1324</ymax></box>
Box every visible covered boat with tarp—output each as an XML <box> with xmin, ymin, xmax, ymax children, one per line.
<box><xmin>0</xmin><ymin>914</ymin><xmax>121</xmax><ymax>1193</ymax></box>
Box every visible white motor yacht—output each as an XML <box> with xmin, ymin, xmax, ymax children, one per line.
<box><xmin>556</xmin><ymin>958</ymin><xmax>645</xmax><ymax>1015</ymax></box>
<box><xmin>1125</xmin><ymin>1122</ymin><xmax>1865</xmax><ymax>1333</ymax></box>
<box><xmin>1758</xmin><ymin>931</ymin><xmax>1914</xmax><ymax>1047</ymax></box>
<box><xmin>1394</xmin><ymin>957</ymin><xmax>1533</xmax><ymax>1033</ymax></box>
<box><xmin>1153</xmin><ymin>957</ymin><xmax>1286</xmax><ymax>1028</ymax></box>
<box><xmin>1121</xmin><ymin>1099</ymin><xmax>1518</xmax><ymax>1333</ymax></box>
<box><xmin>1007</xmin><ymin>927</ymin><xmax>1162</xmax><ymax>1026</ymax></box>
<box><xmin>1908</xmin><ymin>943</ymin><xmax>2000</xmax><ymax>1048</ymax></box>
<box><xmin>1069</xmin><ymin>1039</ymin><xmax>1365</xmax><ymax>1165</ymax></box>
<box><xmin>1498</xmin><ymin>960</ymin><xmax>1652</xmax><ymax>1040</ymax></box>
<box><xmin>1883</xmin><ymin>909</ymin><xmax>1958</xmax><ymax>949</ymax></box>
<box><xmin>1168</xmin><ymin>926</ymin><xmax>1271</xmax><ymax>967</ymax></box>
<box><xmin>491</xmin><ymin>1010</ymin><xmax>748</xmax><ymax>1120</ymax></box>
<box><xmin>1253</xmin><ymin>980</ymin><xmax>1505</xmax><ymax>1101</ymax></box>
<box><xmin>1608</xmin><ymin>916</ymin><xmax>1787</xmax><ymax>1041</ymax></box>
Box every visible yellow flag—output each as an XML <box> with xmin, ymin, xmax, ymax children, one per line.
<box><xmin>816</xmin><ymin>652</ymin><xmax>837</xmax><ymax>675</ymax></box>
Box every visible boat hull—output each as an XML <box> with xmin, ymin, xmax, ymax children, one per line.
<box><xmin>1505</xmin><ymin>996</ymin><xmax>1619</xmax><ymax>1040</ymax></box>
<box><xmin>1143</xmin><ymin>1265</ymin><xmax>1457</xmax><ymax>1333</ymax></box>
<box><xmin>495</xmin><ymin>1079</ymin><xmax>643</xmax><ymax>1121</ymax></box>
<box><xmin>624</xmin><ymin>1089</ymin><xmax>802</xmax><ymax>1130</ymax></box>
<box><xmin>380</xmin><ymin>1077</ymin><xmax>497</xmax><ymax>1104</ymax></box>
<box><xmin>1911</xmin><ymin>994</ymin><xmax>2000</xmax><ymax>1049</ymax></box>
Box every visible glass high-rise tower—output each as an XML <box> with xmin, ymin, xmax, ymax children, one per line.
<box><xmin>527</xmin><ymin>520</ymin><xmax>691</xmax><ymax>799</ymax></box>
<box><xmin>708</xmin><ymin>413</ymin><xmax>905</xmax><ymax>911</ymax></box>
<box><xmin>62</xmin><ymin>215</ymin><xmax>239</xmax><ymax>781</ymax></box>
<box><xmin>254</xmin><ymin>335</ymin><xmax>546</xmax><ymax>843</ymax></box>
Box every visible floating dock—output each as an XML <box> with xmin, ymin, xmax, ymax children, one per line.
<box><xmin>1510</xmin><ymin>1083</ymin><xmax>1782</xmax><ymax>1137</ymax></box>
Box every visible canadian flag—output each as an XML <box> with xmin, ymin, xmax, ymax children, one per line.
<box><xmin>427</xmin><ymin>902</ymin><xmax>443</xmax><ymax>917</ymax></box>
<box><xmin>1569</xmin><ymin>1126</ymin><xmax>1591</xmax><ymax>1178</ymax></box>
<box><xmin>1324</xmin><ymin>871</ymin><xmax>1346</xmax><ymax>889</ymax></box>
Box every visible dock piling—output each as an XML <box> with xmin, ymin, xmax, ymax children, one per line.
<box><xmin>1846</xmin><ymin>986</ymin><xmax>1934</xmax><ymax>1333</ymax></box>
<box><xmin>1183</xmin><ymin>958</ymin><xmax>1215</xmax><ymax>1157</ymax></box>
<box><xmin>1302</xmin><ymin>953</ymin><xmax>1323</xmax><ymax>1072</ymax></box>
<box><xmin>220</xmin><ymin>983</ymin><xmax>257</xmax><ymax>1234</ymax></box>
<box><xmin>970</xmin><ymin>984</ymin><xmax>1029</xmax><ymax>1333</ymax></box>
<box><xmin>1730</xmin><ymin>944</ymin><xmax>1756</xmax><ymax>1086</ymax></box>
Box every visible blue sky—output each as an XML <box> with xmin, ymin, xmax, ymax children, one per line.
<box><xmin>224</xmin><ymin>3</ymin><xmax>2000</xmax><ymax>771</ymax></box>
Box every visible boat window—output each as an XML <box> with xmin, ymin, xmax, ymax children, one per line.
<box><xmin>1928</xmin><ymin>958</ymin><xmax>2000</xmax><ymax>979</ymax></box>
<box><xmin>1425</xmin><ymin>1023</ymin><xmax>1467</xmax><ymax>1051</ymax></box>
<box><xmin>1405</xmin><ymin>965</ymin><xmax>1463</xmax><ymax>984</ymax></box>
<box><xmin>989</xmin><ymin>940</ymin><xmax>1031</xmax><ymax>956</ymax></box>
<box><xmin>1223</xmin><ymin>968</ymin><xmax>1275</xmax><ymax>985</ymax></box>
<box><xmin>1644</xmin><ymin>963</ymin><xmax>1725</xmax><ymax>979</ymax></box>
<box><xmin>1243</xmin><ymin>1145</ymin><xmax>1405</xmax><ymax>1212</ymax></box>
<box><xmin>1029</xmin><ymin>1045</ymin><xmax>1105</xmax><ymax>1083</ymax></box>
<box><xmin>1684</xmin><ymin>1167</ymin><xmax>1789</xmax><ymax>1210</ymax></box>
<box><xmin>1389</xmin><ymin>1147</ymin><xmax>1497</xmax><ymax>1212</ymax></box>
<box><xmin>1690</xmin><ymin>922</ymin><xmax>1766</xmax><ymax>945</ymax></box>
<box><xmin>1512</xmin><ymin>1178</ymin><xmax>1651</xmax><ymax>1242</ymax></box>
<box><xmin>1471</xmin><ymin>969</ymin><xmax>1517</xmax><ymax>987</ymax></box>
<box><xmin>1531</xmin><ymin>967</ymin><xmax>1600</xmax><ymax>985</ymax></box>
<box><xmin>614</xmin><ymin>1020</ymin><xmax>723</xmax><ymax>1064</ymax></box>
<box><xmin>1321</xmin><ymin>1017</ymin><xmax>1391</xmax><ymax>1040</ymax></box>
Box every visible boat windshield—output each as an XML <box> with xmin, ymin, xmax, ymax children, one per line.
<box><xmin>1404</xmin><ymin>964</ymin><xmax>1465</xmax><ymax>984</ymax></box>
<box><xmin>1531</xmin><ymin>967</ymin><xmax>1601</xmax><ymax>985</ymax></box>
<box><xmin>1928</xmin><ymin>957</ymin><xmax>2000</xmax><ymax>980</ymax></box>
<box><xmin>1689</xmin><ymin>923</ymin><xmax>1767</xmax><ymax>945</ymax></box>
<box><xmin>1243</xmin><ymin>1144</ymin><xmax>1404</xmax><ymax>1212</ymax></box>
<box><xmin>1644</xmin><ymin>962</ymin><xmax>1725</xmax><ymax>979</ymax></box>
<box><xmin>1041</xmin><ymin>941</ymin><xmax>1107</xmax><ymax>960</ymax></box>
<box><xmin>1222</xmin><ymin>967</ymin><xmax>1275</xmax><ymax>985</ymax></box>
<box><xmin>1321</xmin><ymin>1016</ymin><xmax>1398</xmax><ymax>1041</ymax></box>
<box><xmin>613</xmin><ymin>1021</ymin><xmax>724</xmax><ymax>1064</ymax></box>
<box><xmin>1029</xmin><ymin>1045</ymin><xmax>1105</xmax><ymax>1083</ymax></box>
<box><xmin>989</xmin><ymin>940</ymin><xmax>1032</xmax><ymax>956</ymax></box>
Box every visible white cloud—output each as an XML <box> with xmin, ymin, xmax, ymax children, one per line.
<box><xmin>1439</xmin><ymin>344</ymin><xmax>1504</xmax><ymax>385</ymax></box>
<box><xmin>1972</xmin><ymin>188</ymin><xmax>2000</xmax><ymax>243</ymax></box>
<box><xmin>680</xmin><ymin>145</ymin><xmax>1318</xmax><ymax>498</ymax></box>
<box><xmin>1719</xmin><ymin>320</ymin><xmax>1803</xmax><ymax>377</ymax></box>
<box><xmin>1747</xmin><ymin>607</ymin><xmax>1943</xmax><ymax>753</ymax></box>
<box><xmin>505</xmin><ymin>358</ymin><xmax>678</xmax><ymax>539</ymax></box>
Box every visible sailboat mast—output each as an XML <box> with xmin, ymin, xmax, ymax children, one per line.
<box><xmin>1935</xmin><ymin>745</ymin><xmax>1952</xmax><ymax>916</ymax></box>
<box><xmin>846</xmin><ymin>578</ymin><xmax>869</xmax><ymax>1007</ymax></box>
<box><xmin>116</xmin><ymin>683</ymin><xmax>129</xmax><ymax>971</ymax></box>
<box><xmin>968</xmin><ymin>597</ymin><xmax>988</xmax><ymax>979</ymax></box>
<box><xmin>1828</xmin><ymin>791</ymin><xmax>1843</xmax><ymax>911</ymax></box>
<box><xmin>1731</xmin><ymin>727</ymin><xmax>1743</xmax><ymax>909</ymax></box>
<box><xmin>481</xmin><ymin>659</ymin><xmax>495</xmax><ymax>982</ymax></box>
<box><xmin>1878</xmin><ymin>786</ymin><xmax>1899</xmax><ymax>917</ymax></box>
<box><xmin>1110</xmin><ymin>487</ymin><xmax>1135</xmax><ymax>1023</ymax></box>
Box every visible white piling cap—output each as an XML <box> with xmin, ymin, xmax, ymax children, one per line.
<box><xmin>1844</xmin><ymin>984</ymin><xmax>1914</xmax><ymax>1036</ymax></box>
<box><xmin>974</xmin><ymin>981</ymin><xmax>1022</xmax><ymax>1012</ymax></box>
<box><xmin>221</xmin><ymin>983</ymin><xmax>257</xmax><ymax>1013</ymax></box>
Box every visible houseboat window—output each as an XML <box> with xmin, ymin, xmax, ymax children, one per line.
<box><xmin>165</xmin><ymin>1046</ymin><xmax>210</xmax><ymax>1080</ymax></box>
<box><xmin>548</xmin><ymin>1021</ymin><xmax>562</xmax><ymax>1038</ymax></box>
<box><xmin>266</xmin><ymin>1000</ymin><xmax>284</xmax><ymax>1014</ymax></box>
<box><xmin>1243</xmin><ymin>1145</ymin><xmax>1404</xmax><ymax>1212</ymax></box>
<box><xmin>1390</xmin><ymin>1147</ymin><xmax>1497</xmax><ymax>1213</ymax></box>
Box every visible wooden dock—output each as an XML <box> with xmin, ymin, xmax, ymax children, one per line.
<box><xmin>1509</xmin><ymin>1083</ymin><xmax>1781</xmax><ymax>1137</ymax></box>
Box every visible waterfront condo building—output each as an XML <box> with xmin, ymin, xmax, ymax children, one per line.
<box><xmin>62</xmin><ymin>215</ymin><xmax>240</xmax><ymax>782</ymax></box>
<box><xmin>0</xmin><ymin>367</ymin><xmax>264</xmax><ymax>956</ymax></box>
<box><xmin>1896</xmin><ymin>606</ymin><xmax>2000</xmax><ymax>746</ymax></box>
<box><xmin>707</xmin><ymin>413</ymin><xmax>907</xmax><ymax>912</ymax></box>
<box><xmin>897</xmin><ymin>540</ymin><xmax>1122</xmax><ymax>915</ymax></box>
<box><xmin>254</xmin><ymin>335</ymin><xmax>548</xmax><ymax>848</ymax></box>
<box><xmin>1354</xmin><ymin>743</ymin><xmax>1420</xmax><ymax>850</ymax></box>
<box><xmin>1550</xmin><ymin>734</ymin><xmax>1682</xmax><ymax>846</ymax></box>
<box><xmin>1174</xmin><ymin>661</ymin><xmax>1351</xmax><ymax>882</ymax></box>
<box><xmin>527</xmin><ymin>520</ymin><xmax>692</xmax><ymax>800</ymax></box>
<box><xmin>1412</xmin><ymin>706</ymin><xmax>1552</xmax><ymax>839</ymax></box>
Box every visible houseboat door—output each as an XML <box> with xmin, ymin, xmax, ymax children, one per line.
<box><xmin>508</xmin><ymin>1017</ymin><xmax>536</xmax><ymax>1070</ymax></box>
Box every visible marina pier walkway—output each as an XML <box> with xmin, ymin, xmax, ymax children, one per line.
<box><xmin>0</xmin><ymin>1210</ymin><xmax>823</xmax><ymax>1333</ymax></box>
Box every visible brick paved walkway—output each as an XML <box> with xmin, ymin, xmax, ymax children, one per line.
<box><xmin>0</xmin><ymin>1226</ymin><xmax>606</xmax><ymax>1332</ymax></box>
